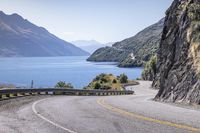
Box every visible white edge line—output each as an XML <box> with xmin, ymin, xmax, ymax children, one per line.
<box><xmin>32</xmin><ymin>98</ymin><xmax>77</xmax><ymax>133</ymax></box>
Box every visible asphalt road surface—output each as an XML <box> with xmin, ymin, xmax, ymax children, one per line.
<box><xmin>0</xmin><ymin>81</ymin><xmax>200</xmax><ymax>133</ymax></box>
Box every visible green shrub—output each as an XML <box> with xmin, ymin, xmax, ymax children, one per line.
<box><xmin>119</xmin><ymin>73</ymin><xmax>128</xmax><ymax>83</ymax></box>
<box><xmin>101</xmin><ymin>84</ymin><xmax>112</xmax><ymax>90</ymax></box>
<box><xmin>94</xmin><ymin>82</ymin><xmax>101</xmax><ymax>90</ymax></box>
<box><xmin>101</xmin><ymin>77</ymin><xmax>108</xmax><ymax>83</ymax></box>
<box><xmin>55</xmin><ymin>81</ymin><xmax>74</xmax><ymax>89</ymax></box>
<box><xmin>142</xmin><ymin>55</ymin><xmax>157</xmax><ymax>81</ymax></box>
<box><xmin>112</xmin><ymin>79</ymin><xmax>117</xmax><ymax>83</ymax></box>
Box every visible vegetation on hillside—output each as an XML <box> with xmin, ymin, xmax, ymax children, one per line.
<box><xmin>84</xmin><ymin>73</ymin><xmax>138</xmax><ymax>90</ymax></box>
<box><xmin>118</xmin><ymin>56</ymin><xmax>144</xmax><ymax>67</ymax></box>
<box><xmin>55</xmin><ymin>81</ymin><xmax>74</xmax><ymax>89</ymax></box>
<box><xmin>87</xmin><ymin>18</ymin><xmax>164</xmax><ymax>68</ymax></box>
<box><xmin>142</xmin><ymin>55</ymin><xmax>157</xmax><ymax>81</ymax></box>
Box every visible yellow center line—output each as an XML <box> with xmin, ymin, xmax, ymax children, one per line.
<box><xmin>97</xmin><ymin>98</ymin><xmax>200</xmax><ymax>132</ymax></box>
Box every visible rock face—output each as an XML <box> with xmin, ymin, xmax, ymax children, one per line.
<box><xmin>87</xmin><ymin>19</ymin><xmax>164</xmax><ymax>67</ymax></box>
<box><xmin>154</xmin><ymin>0</ymin><xmax>200</xmax><ymax>104</ymax></box>
<box><xmin>0</xmin><ymin>11</ymin><xmax>89</xmax><ymax>57</ymax></box>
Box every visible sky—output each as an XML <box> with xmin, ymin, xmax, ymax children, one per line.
<box><xmin>0</xmin><ymin>0</ymin><xmax>173</xmax><ymax>43</ymax></box>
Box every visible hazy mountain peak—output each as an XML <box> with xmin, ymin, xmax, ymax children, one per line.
<box><xmin>71</xmin><ymin>40</ymin><xmax>113</xmax><ymax>54</ymax></box>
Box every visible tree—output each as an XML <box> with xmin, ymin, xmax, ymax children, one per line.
<box><xmin>119</xmin><ymin>74</ymin><xmax>128</xmax><ymax>83</ymax></box>
<box><xmin>101</xmin><ymin>84</ymin><xmax>112</xmax><ymax>90</ymax></box>
<box><xmin>112</xmin><ymin>79</ymin><xmax>117</xmax><ymax>83</ymax></box>
<box><xmin>94</xmin><ymin>82</ymin><xmax>101</xmax><ymax>90</ymax></box>
<box><xmin>55</xmin><ymin>81</ymin><xmax>74</xmax><ymax>89</ymax></box>
<box><xmin>142</xmin><ymin>55</ymin><xmax>157</xmax><ymax>81</ymax></box>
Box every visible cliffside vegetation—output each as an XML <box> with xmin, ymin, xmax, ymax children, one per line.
<box><xmin>142</xmin><ymin>55</ymin><xmax>157</xmax><ymax>81</ymax></box>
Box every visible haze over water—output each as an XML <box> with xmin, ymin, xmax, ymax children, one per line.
<box><xmin>0</xmin><ymin>56</ymin><xmax>143</xmax><ymax>89</ymax></box>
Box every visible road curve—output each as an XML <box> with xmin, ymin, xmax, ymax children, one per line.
<box><xmin>0</xmin><ymin>81</ymin><xmax>200</xmax><ymax>133</ymax></box>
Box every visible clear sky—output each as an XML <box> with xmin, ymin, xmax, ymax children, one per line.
<box><xmin>0</xmin><ymin>0</ymin><xmax>173</xmax><ymax>43</ymax></box>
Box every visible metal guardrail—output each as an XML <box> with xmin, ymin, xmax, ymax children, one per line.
<box><xmin>0</xmin><ymin>88</ymin><xmax>134</xmax><ymax>100</ymax></box>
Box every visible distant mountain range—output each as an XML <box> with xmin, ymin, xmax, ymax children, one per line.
<box><xmin>0</xmin><ymin>11</ymin><xmax>89</xmax><ymax>57</ymax></box>
<box><xmin>71</xmin><ymin>40</ymin><xmax>113</xmax><ymax>54</ymax></box>
<box><xmin>87</xmin><ymin>18</ymin><xmax>164</xmax><ymax>67</ymax></box>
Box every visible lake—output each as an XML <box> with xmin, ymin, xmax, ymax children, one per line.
<box><xmin>0</xmin><ymin>56</ymin><xmax>143</xmax><ymax>89</ymax></box>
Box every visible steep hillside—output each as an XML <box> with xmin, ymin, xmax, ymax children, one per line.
<box><xmin>154</xmin><ymin>0</ymin><xmax>200</xmax><ymax>104</ymax></box>
<box><xmin>0</xmin><ymin>11</ymin><xmax>89</xmax><ymax>57</ymax></box>
<box><xmin>87</xmin><ymin>18</ymin><xmax>164</xmax><ymax>67</ymax></box>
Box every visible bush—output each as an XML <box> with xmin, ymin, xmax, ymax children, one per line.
<box><xmin>101</xmin><ymin>77</ymin><xmax>108</xmax><ymax>83</ymax></box>
<box><xmin>94</xmin><ymin>82</ymin><xmax>101</xmax><ymax>90</ymax></box>
<box><xmin>112</xmin><ymin>79</ymin><xmax>117</xmax><ymax>83</ymax></box>
<box><xmin>85</xmin><ymin>73</ymin><xmax>125</xmax><ymax>90</ymax></box>
<box><xmin>142</xmin><ymin>55</ymin><xmax>157</xmax><ymax>81</ymax></box>
<box><xmin>101</xmin><ymin>84</ymin><xmax>112</xmax><ymax>90</ymax></box>
<box><xmin>55</xmin><ymin>81</ymin><xmax>74</xmax><ymax>89</ymax></box>
<box><xmin>119</xmin><ymin>74</ymin><xmax>128</xmax><ymax>83</ymax></box>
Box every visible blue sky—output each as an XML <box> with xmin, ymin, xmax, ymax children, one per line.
<box><xmin>0</xmin><ymin>0</ymin><xmax>173</xmax><ymax>43</ymax></box>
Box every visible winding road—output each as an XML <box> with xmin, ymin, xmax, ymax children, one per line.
<box><xmin>0</xmin><ymin>81</ymin><xmax>200</xmax><ymax>133</ymax></box>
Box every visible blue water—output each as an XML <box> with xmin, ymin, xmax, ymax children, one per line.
<box><xmin>0</xmin><ymin>56</ymin><xmax>143</xmax><ymax>89</ymax></box>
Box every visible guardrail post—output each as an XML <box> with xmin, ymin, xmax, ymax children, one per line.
<box><xmin>5</xmin><ymin>94</ymin><xmax>10</xmax><ymax>98</ymax></box>
<box><xmin>13</xmin><ymin>93</ymin><xmax>18</xmax><ymax>97</ymax></box>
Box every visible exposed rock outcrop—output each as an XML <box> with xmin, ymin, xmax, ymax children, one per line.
<box><xmin>154</xmin><ymin>0</ymin><xmax>200</xmax><ymax>104</ymax></box>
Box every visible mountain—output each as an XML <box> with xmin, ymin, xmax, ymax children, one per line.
<box><xmin>154</xmin><ymin>0</ymin><xmax>200</xmax><ymax>104</ymax></box>
<box><xmin>71</xmin><ymin>40</ymin><xmax>113</xmax><ymax>54</ymax></box>
<box><xmin>87</xmin><ymin>18</ymin><xmax>164</xmax><ymax>67</ymax></box>
<box><xmin>0</xmin><ymin>11</ymin><xmax>89</xmax><ymax>57</ymax></box>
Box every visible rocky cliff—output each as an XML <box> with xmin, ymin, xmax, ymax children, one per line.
<box><xmin>87</xmin><ymin>19</ymin><xmax>164</xmax><ymax>67</ymax></box>
<box><xmin>154</xmin><ymin>0</ymin><xmax>200</xmax><ymax>104</ymax></box>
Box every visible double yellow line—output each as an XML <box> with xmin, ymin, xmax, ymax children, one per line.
<box><xmin>97</xmin><ymin>98</ymin><xmax>200</xmax><ymax>132</ymax></box>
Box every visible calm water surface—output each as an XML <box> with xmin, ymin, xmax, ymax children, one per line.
<box><xmin>0</xmin><ymin>56</ymin><xmax>143</xmax><ymax>89</ymax></box>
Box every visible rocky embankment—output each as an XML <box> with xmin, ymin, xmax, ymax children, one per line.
<box><xmin>154</xmin><ymin>0</ymin><xmax>200</xmax><ymax>104</ymax></box>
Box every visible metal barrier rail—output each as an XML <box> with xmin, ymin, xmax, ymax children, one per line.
<box><xmin>0</xmin><ymin>88</ymin><xmax>134</xmax><ymax>100</ymax></box>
